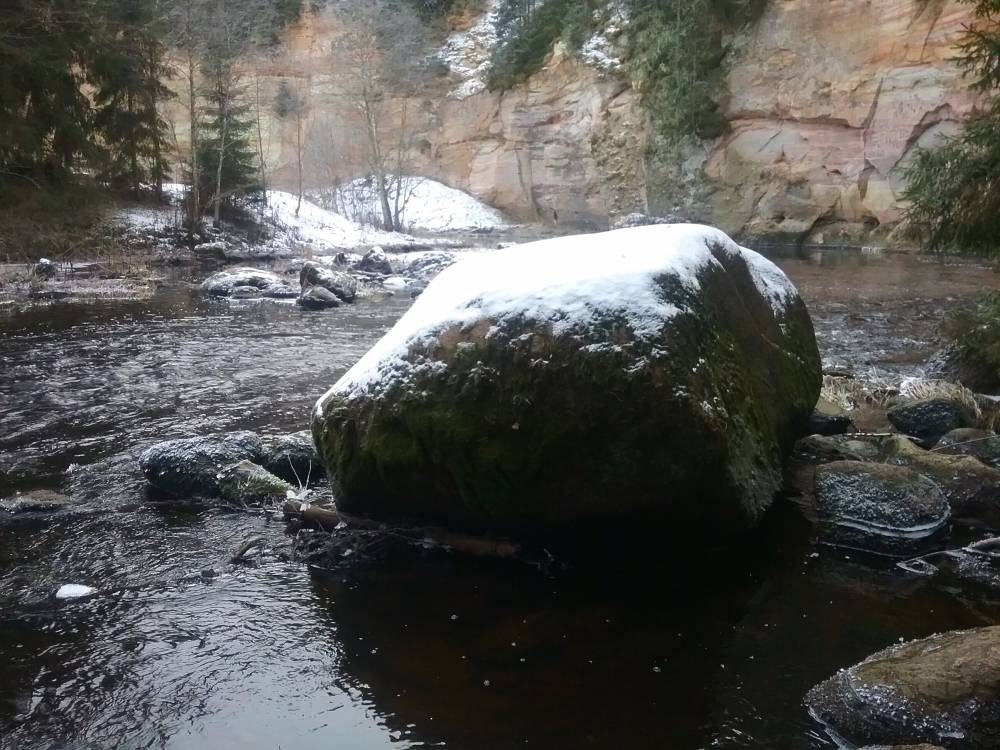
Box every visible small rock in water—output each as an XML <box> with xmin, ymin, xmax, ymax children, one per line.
<box><xmin>887</xmin><ymin>398</ymin><xmax>975</xmax><ymax>446</ymax></box>
<box><xmin>55</xmin><ymin>584</ymin><xmax>96</xmax><ymax>600</ymax></box>
<box><xmin>297</xmin><ymin>285</ymin><xmax>341</xmax><ymax>310</ymax></box>
<box><xmin>299</xmin><ymin>261</ymin><xmax>358</xmax><ymax>302</ymax></box>
<box><xmin>357</xmin><ymin>247</ymin><xmax>392</xmax><ymax>275</ymax></box>
<box><xmin>814</xmin><ymin>461</ymin><xmax>950</xmax><ymax>553</ymax></box>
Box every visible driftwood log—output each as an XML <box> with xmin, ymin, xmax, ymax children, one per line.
<box><xmin>282</xmin><ymin>500</ymin><xmax>525</xmax><ymax>561</ymax></box>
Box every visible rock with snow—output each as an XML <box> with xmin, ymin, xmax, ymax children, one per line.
<box><xmin>318</xmin><ymin>177</ymin><xmax>509</xmax><ymax>233</ymax></box>
<box><xmin>312</xmin><ymin>224</ymin><xmax>821</xmax><ymax>543</ymax></box>
<box><xmin>139</xmin><ymin>432</ymin><xmax>265</xmax><ymax>497</ymax></box>
<box><xmin>299</xmin><ymin>261</ymin><xmax>358</xmax><ymax>302</ymax></box>
<box><xmin>297</xmin><ymin>286</ymin><xmax>341</xmax><ymax>310</ymax></box>
<box><xmin>200</xmin><ymin>268</ymin><xmax>297</xmax><ymax>299</ymax></box>
<box><xmin>357</xmin><ymin>248</ymin><xmax>393</xmax><ymax>275</ymax></box>
<box><xmin>397</xmin><ymin>251</ymin><xmax>460</xmax><ymax>282</ymax></box>
<box><xmin>56</xmin><ymin>584</ymin><xmax>97</xmax><ymax>600</ymax></box>
<box><xmin>814</xmin><ymin>462</ymin><xmax>950</xmax><ymax>553</ymax></box>
<box><xmin>806</xmin><ymin>626</ymin><xmax>1000</xmax><ymax>749</ymax></box>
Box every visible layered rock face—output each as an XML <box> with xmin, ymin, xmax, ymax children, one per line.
<box><xmin>214</xmin><ymin>0</ymin><xmax>974</xmax><ymax>238</ymax></box>
<box><xmin>708</xmin><ymin>0</ymin><xmax>977</xmax><ymax>240</ymax></box>
<box><xmin>312</xmin><ymin>225</ymin><xmax>821</xmax><ymax>543</ymax></box>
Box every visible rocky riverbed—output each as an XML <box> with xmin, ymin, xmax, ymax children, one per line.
<box><xmin>2</xmin><ymin>239</ymin><xmax>1000</xmax><ymax>749</ymax></box>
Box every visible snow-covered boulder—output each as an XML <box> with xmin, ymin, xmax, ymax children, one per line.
<box><xmin>299</xmin><ymin>261</ymin><xmax>358</xmax><ymax>302</ymax></box>
<box><xmin>200</xmin><ymin>268</ymin><xmax>297</xmax><ymax>299</ymax></box>
<box><xmin>312</xmin><ymin>225</ymin><xmax>822</xmax><ymax>543</ymax></box>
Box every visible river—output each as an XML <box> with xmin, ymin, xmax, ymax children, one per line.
<box><xmin>1</xmin><ymin>246</ymin><xmax>998</xmax><ymax>749</ymax></box>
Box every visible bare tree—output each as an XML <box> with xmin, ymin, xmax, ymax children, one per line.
<box><xmin>328</xmin><ymin>0</ymin><xmax>431</xmax><ymax>231</ymax></box>
<box><xmin>169</xmin><ymin>0</ymin><xmax>208</xmax><ymax>247</ymax></box>
<box><xmin>274</xmin><ymin>78</ymin><xmax>310</xmax><ymax>216</ymax></box>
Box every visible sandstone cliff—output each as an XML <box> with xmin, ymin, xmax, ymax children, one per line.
<box><xmin>245</xmin><ymin>0</ymin><xmax>976</xmax><ymax>240</ymax></box>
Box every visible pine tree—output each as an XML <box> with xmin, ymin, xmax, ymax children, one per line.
<box><xmin>90</xmin><ymin>0</ymin><xmax>174</xmax><ymax>197</ymax></box>
<box><xmin>197</xmin><ymin>1</ymin><xmax>263</xmax><ymax>225</ymax></box>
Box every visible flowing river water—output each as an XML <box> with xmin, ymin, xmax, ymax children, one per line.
<box><xmin>1</xmin><ymin>246</ymin><xmax>999</xmax><ymax>749</ymax></box>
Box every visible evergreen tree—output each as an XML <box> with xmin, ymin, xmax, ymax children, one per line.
<box><xmin>903</xmin><ymin>0</ymin><xmax>1000</xmax><ymax>255</ymax></box>
<box><xmin>90</xmin><ymin>0</ymin><xmax>174</xmax><ymax>197</ymax></box>
<box><xmin>197</xmin><ymin>0</ymin><xmax>263</xmax><ymax>224</ymax></box>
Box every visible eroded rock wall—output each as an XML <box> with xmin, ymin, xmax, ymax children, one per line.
<box><xmin>189</xmin><ymin>0</ymin><xmax>976</xmax><ymax>238</ymax></box>
<box><xmin>706</xmin><ymin>0</ymin><xmax>977</xmax><ymax>241</ymax></box>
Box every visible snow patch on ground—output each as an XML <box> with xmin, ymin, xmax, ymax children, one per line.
<box><xmin>314</xmin><ymin>177</ymin><xmax>508</xmax><ymax>233</ymax></box>
<box><xmin>108</xmin><ymin>185</ymin><xmax>417</xmax><ymax>253</ymax></box>
<box><xmin>438</xmin><ymin>0</ymin><xmax>502</xmax><ymax>99</ymax></box>
<box><xmin>320</xmin><ymin>224</ymin><xmax>799</xmax><ymax>404</ymax></box>
<box><xmin>262</xmin><ymin>190</ymin><xmax>415</xmax><ymax>250</ymax></box>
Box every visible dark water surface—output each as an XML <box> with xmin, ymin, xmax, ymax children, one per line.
<box><xmin>1</xmin><ymin>248</ymin><xmax>999</xmax><ymax>750</ymax></box>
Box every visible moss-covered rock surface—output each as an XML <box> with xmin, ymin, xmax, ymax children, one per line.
<box><xmin>312</xmin><ymin>225</ymin><xmax>822</xmax><ymax>543</ymax></box>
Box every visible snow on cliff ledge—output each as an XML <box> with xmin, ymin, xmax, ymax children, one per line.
<box><xmin>318</xmin><ymin>224</ymin><xmax>799</xmax><ymax>406</ymax></box>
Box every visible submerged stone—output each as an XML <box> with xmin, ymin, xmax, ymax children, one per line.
<box><xmin>0</xmin><ymin>490</ymin><xmax>73</xmax><ymax>514</ymax></box>
<box><xmin>814</xmin><ymin>462</ymin><xmax>949</xmax><ymax>552</ymax></box>
<box><xmin>139</xmin><ymin>431</ymin><xmax>264</xmax><ymax>497</ymax></box>
<box><xmin>806</xmin><ymin>626</ymin><xmax>1000</xmax><ymax>750</ymax></box>
<box><xmin>313</xmin><ymin>225</ymin><xmax>821</xmax><ymax>543</ymax></box>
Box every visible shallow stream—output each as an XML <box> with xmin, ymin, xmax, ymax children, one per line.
<box><xmin>1</xmin><ymin>247</ymin><xmax>999</xmax><ymax>749</ymax></box>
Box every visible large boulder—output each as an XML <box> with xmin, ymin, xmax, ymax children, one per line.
<box><xmin>299</xmin><ymin>261</ymin><xmax>358</xmax><ymax>302</ymax></box>
<box><xmin>814</xmin><ymin>462</ymin><xmax>950</xmax><ymax>552</ymax></box>
<box><xmin>312</xmin><ymin>225</ymin><xmax>822</xmax><ymax>542</ymax></box>
<box><xmin>806</xmin><ymin>626</ymin><xmax>1000</xmax><ymax>749</ymax></box>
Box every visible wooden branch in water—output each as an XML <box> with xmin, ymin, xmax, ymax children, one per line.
<box><xmin>282</xmin><ymin>501</ymin><xmax>524</xmax><ymax>560</ymax></box>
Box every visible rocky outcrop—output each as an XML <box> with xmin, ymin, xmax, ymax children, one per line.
<box><xmin>707</xmin><ymin>0</ymin><xmax>976</xmax><ymax>241</ymax></box>
<box><xmin>312</xmin><ymin>225</ymin><xmax>821</xmax><ymax>543</ymax></box>
<box><xmin>179</xmin><ymin>1</ymin><xmax>975</xmax><ymax>239</ymax></box>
